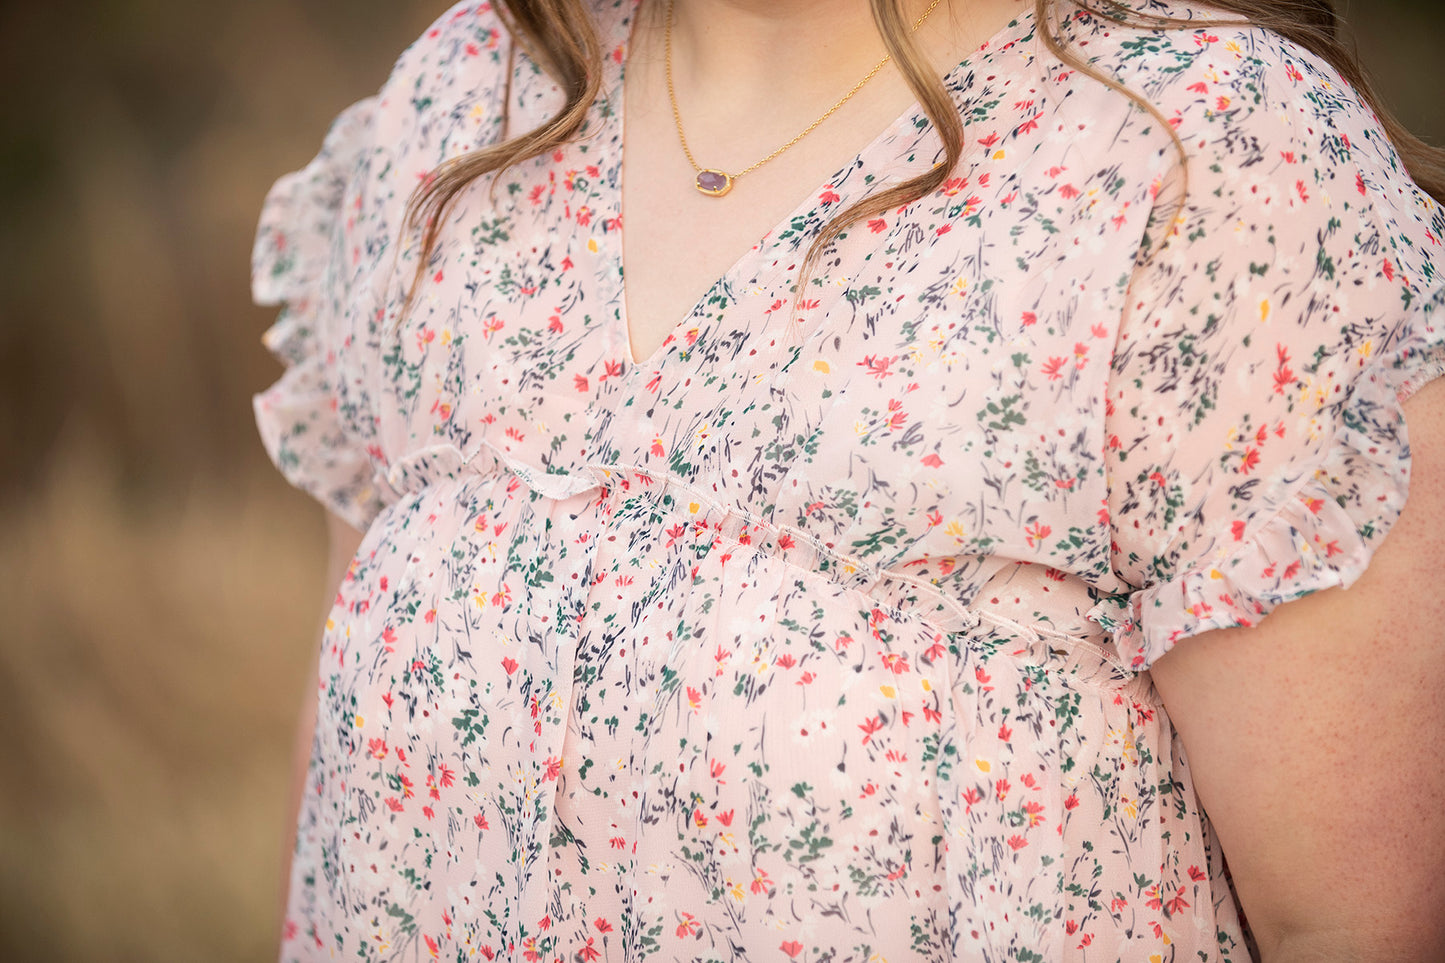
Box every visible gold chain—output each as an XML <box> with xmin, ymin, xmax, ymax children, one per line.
<box><xmin>665</xmin><ymin>0</ymin><xmax>944</xmax><ymax>194</ymax></box>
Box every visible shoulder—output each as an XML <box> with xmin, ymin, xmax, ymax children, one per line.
<box><xmin>1052</xmin><ymin>1</ymin><xmax>1442</xmax><ymax>280</ymax></box>
<box><xmin>369</xmin><ymin>2</ymin><xmax>516</xmax><ymax>160</ymax></box>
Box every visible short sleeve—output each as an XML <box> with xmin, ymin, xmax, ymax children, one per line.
<box><xmin>251</xmin><ymin>96</ymin><xmax>385</xmax><ymax>533</ymax></box>
<box><xmin>1097</xmin><ymin>28</ymin><xmax>1445</xmax><ymax>669</ymax></box>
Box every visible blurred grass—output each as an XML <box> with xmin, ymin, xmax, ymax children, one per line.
<box><xmin>0</xmin><ymin>1</ymin><xmax>1439</xmax><ymax>961</ymax></box>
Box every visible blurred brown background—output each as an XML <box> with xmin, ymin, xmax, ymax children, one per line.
<box><xmin>0</xmin><ymin>1</ymin><xmax>1439</xmax><ymax>960</ymax></box>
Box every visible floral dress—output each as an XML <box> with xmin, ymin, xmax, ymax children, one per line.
<box><xmin>251</xmin><ymin>1</ymin><xmax>1444</xmax><ymax>960</ymax></box>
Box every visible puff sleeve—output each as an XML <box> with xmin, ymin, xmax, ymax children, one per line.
<box><xmin>251</xmin><ymin>96</ymin><xmax>385</xmax><ymax>533</ymax></box>
<box><xmin>1097</xmin><ymin>29</ymin><xmax>1445</xmax><ymax>670</ymax></box>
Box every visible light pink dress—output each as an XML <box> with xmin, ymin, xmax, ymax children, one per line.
<box><xmin>253</xmin><ymin>1</ymin><xmax>1444</xmax><ymax>959</ymax></box>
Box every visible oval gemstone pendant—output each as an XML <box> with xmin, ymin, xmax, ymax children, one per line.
<box><xmin>695</xmin><ymin>169</ymin><xmax>734</xmax><ymax>197</ymax></box>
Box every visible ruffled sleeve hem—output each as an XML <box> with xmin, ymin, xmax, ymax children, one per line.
<box><xmin>251</xmin><ymin>97</ymin><xmax>385</xmax><ymax>533</ymax></box>
<box><xmin>1091</xmin><ymin>278</ymin><xmax>1445</xmax><ymax>670</ymax></box>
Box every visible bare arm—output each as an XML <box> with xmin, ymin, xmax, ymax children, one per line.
<box><xmin>277</xmin><ymin>512</ymin><xmax>367</xmax><ymax>931</ymax></box>
<box><xmin>1150</xmin><ymin>376</ymin><xmax>1445</xmax><ymax>962</ymax></box>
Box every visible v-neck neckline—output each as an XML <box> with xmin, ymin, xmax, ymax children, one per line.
<box><xmin>602</xmin><ymin>0</ymin><xmax>1036</xmax><ymax>371</ymax></box>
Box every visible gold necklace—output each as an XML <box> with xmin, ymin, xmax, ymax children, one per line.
<box><xmin>664</xmin><ymin>0</ymin><xmax>945</xmax><ymax>197</ymax></box>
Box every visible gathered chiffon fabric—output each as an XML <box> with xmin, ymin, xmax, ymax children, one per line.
<box><xmin>253</xmin><ymin>1</ymin><xmax>1445</xmax><ymax>959</ymax></box>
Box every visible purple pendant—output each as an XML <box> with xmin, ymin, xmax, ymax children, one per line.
<box><xmin>695</xmin><ymin>169</ymin><xmax>734</xmax><ymax>197</ymax></box>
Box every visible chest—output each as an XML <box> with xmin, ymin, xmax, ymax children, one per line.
<box><xmin>355</xmin><ymin>46</ymin><xmax>1167</xmax><ymax>595</ymax></box>
<box><xmin>616</xmin><ymin>47</ymin><xmax>927</xmax><ymax>367</ymax></box>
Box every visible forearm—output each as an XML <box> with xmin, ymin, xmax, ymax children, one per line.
<box><xmin>1266</xmin><ymin>928</ymin><xmax>1444</xmax><ymax>963</ymax></box>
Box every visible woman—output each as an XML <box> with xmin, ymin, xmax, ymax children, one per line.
<box><xmin>251</xmin><ymin>0</ymin><xmax>1445</xmax><ymax>959</ymax></box>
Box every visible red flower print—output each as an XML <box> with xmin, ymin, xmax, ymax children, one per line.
<box><xmin>1041</xmin><ymin>356</ymin><xmax>1066</xmax><ymax>380</ymax></box>
<box><xmin>1273</xmin><ymin>343</ymin><xmax>1296</xmax><ymax>394</ymax></box>
<box><xmin>858</xmin><ymin>715</ymin><xmax>885</xmax><ymax>745</ymax></box>
<box><xmin>385</xmin><ymin>797</ymin><xmax>404</xmax><ymax>812</ymax></box>
<box><xmin>594</xmin><ymin>917</ymin><xmax>612</xmax><ymax>932</ymax></box>
<box><xmin>474</xmin><ymin>812</ymin><xmax>489</xmax><ymax>830</ymax></box>
<box><xmin>1007</xmin><ymin>835</ymin><xmax>1028</xmax><ymax>851</ymax></box>
<box><xmin>857</xmin><ymin>354</ymin><xmax>899</xmax><ymax>379</ymax></box>
<box><xmin>879</xmin><ymin>652</ymin><xmax>910</xmax><ymax>674</ymax></box>
<box><xmin>1165</xmin><ymin>887</ymin><xmax>1191</xmax><ymax>916</ymax></box>
<box><xmin>780</xmin><ymin>941</ymin><xmax>804</xmax><ymax>958</ymax></box>
<box><xmin>675</xmin><ymin>912</ymin><xmax>700</xmax><ymax>937</ymax></box>
<box><xmin>1025</xmin><ymin>521</ymin><xmax>1052</xmax><ymax>548</ymax></box>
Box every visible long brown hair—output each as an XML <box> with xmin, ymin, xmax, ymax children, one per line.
<box><xmin>397</xmin><ymin>0</ymin><xmax>1445</xmax><ymax>324</ymax></box>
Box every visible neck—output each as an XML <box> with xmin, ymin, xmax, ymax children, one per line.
<box><xmin>652</xmin><ymin>0</ymin><xmax>931</xmax><ymax>99</ymax></box>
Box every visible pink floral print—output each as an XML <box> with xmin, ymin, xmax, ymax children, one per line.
<box><xmin>252</xmin><ymin>1</ymin><xmax>1444</xmax><ymax>959</ymax></box>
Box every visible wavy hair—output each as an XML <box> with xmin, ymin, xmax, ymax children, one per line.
<box><xmin>395</xmin><ymin>0</ymin><xmax>1445</xmax><ymax>327</ymax></box>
